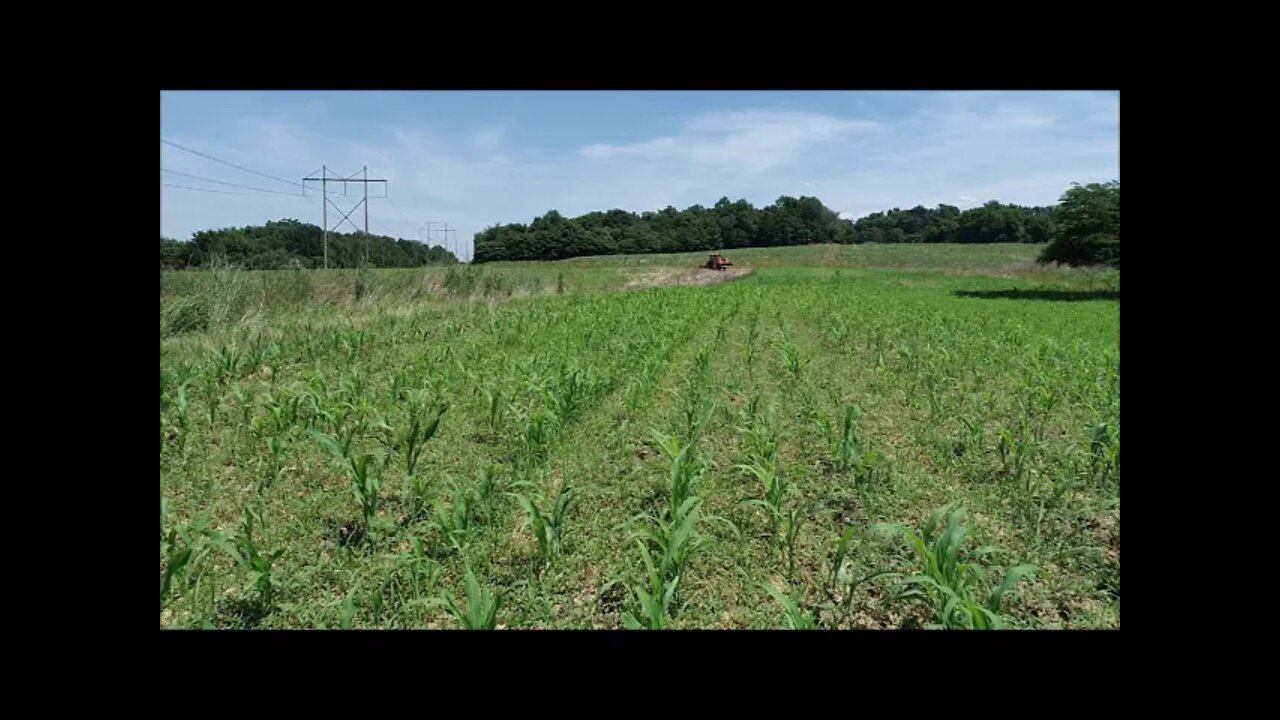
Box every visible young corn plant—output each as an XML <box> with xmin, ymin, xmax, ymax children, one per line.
<box><xmin>776</xmin><ymin>341</ymin><xmax>804</xmax><ymax>381</ymax></box>
<box><xmin>783</xmin><ymin>504</ymin><xmax>803</xmax><ymax>577</ymax></box>
<box><xmin>401</xmin><ymin>401</ymin><xmax>447</xmax><ymax>479</ymax></box>
<box><xmin>827</xmin><ymin>527</ymin><xmax>856</xmax><ymax>597</ymax></box>
<box><xmin>473</xmin><ymin>465</ymin><xmax>508</xmax><ymax>523</ymax></box>
<box><xmin>338</xmin><ymin>584</ymin><xmax>359</xmax><ymax>629</ymax></box>
<box><xmin>624</xmin><ymin>496</ymin><xmax>723</xmax><ymax>595</ymax></box>
<box><xmin>230</xmin><ymin>381</ymin><xmax>255</xmax><ymax>428</ymax></box>
<box><xmin>396</xmin><ymin>536</ymin><xmax>441</xmax><ymax>608</ymax></box>
<box><xmin>547</xmin><ymin>363</ymin><xmax>596</xmax><ymax>426</ymax></box>
<box><xmin>676</xmin><ymin>385</ymin><xmax>716</xmax><ymax>445</ymax></box>
<box><xmin>396</xmin><ymin>401</ymin><xmax>447</xmax><ymax>520</ymax></box>
<box><xmin>174</xmin><ymin>383</ymin><xmax>191</xmax><ymax>453</ymax></box>
<box><xmin>693</xmin><ymin>348</ymin><xmax>712</xmax><ymax>382</ymax></box>
<box><xmin>1089</xmin><ymin>417</ymin><xmax>1120</xmax><ymax>486</ymax></box>
<box><xmin>739</xmin><ymin>396</ymin><xmax>780</xmax><ymax>467</ymax></box>
<box><xmin>515</xmin><ymin>409</ymin><xmax>557</xmax><ymax>468</ymax></box>
<box><xmin>477</xmin><ymin>382</ymin><xmax>505</xmax><ymax>436</ymax></box>
<box><xmin>434</xmin><ymin>482</ymin><xmax>476</xmax><ymax>553</ymax></box>
<box><xmin>436</xmin><ymin>566</ymin><xmax>501</xmax><ymax>630</ymax></box>
<box><xmin>834</xmin><ymin>404</ymin><xmax>862</xmax><ymax>472</ymax></box>
<box><xmin>160</xmin><ymin>513</ymin><xmax>233</xmax><ymax>616</ymax></box>
<box><xmin>199</xmin><ymin>373</ymin><xmax>221</xmax><ymax>429</ymax></box>
<box><xmin>619</xmin><ymin>541</ymin><xmax>678</xmax><ymax>630</ymax></box>
<box><xmin>875</xmin><ymin>504</ymin><xmax>1036</xmax><ymax>630</ymax></box>
<box><xmin>737</xmin><ymin>457</ymin><xmax>791</xmax><ymax>537</ymax></box>
<box><xmin>161</xmin><ymin>514</ymin><xmax>218</xmax><ymax>609</ymax></box>
<box><xmin>160</xmin><ymin>531</ymin><xmax>193</xmax><ymax>608</ymax></box>
<box><xmin>997</xmin><ymin>418</ymin><xmax>1034</xmax><ymax>493</ymax></box>
<box><xmin>228</xmin><ymin>507</ymin><xmax>286</xmax><ymax>612</ymax></box>
<box><xmin>825</xmin><ymin>525</ymin><xmax>896</xmax><ymax>618</ymax></box>
<box><xmin>510</xmin><ymin>484</ymin><xmax>576</xmax><ymax>569</ymax></box>
<box><xmin>215</xmin><ymin>345</ymin><xmax>243</xmax><ymax>379</ymax></box>
<box><xmin>649</xmin><ymin>428</ymin><xmax>705</xmax><ymax>514</ymax></box>
<box><xmin>960</xmin><ymin>415</ymin><xmax>985</xmax><ymax>463</ymax></box>
<box><xmin>762</xmin><ymin>582</ymin><xmax>818</xmax><ymax>629</ymax></box>
<box><xmin>258</xmin><ymin>435</ymin><xmax>289</xmax><ymax>494</ymax></box>
<box><xmin>266</xmin><ymin>391</ymin><xmax>305</xmax><ymax>437</ymax></box>
<box><xmin>311</xmin><ymin>430</ymin><xmax>381</xmax><ymax>535</ymax></box>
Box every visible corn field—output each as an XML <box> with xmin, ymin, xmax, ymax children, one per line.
<box><xmin>160</xmin><ymin>244</ymin><xmax>1119</xmax><ymax>629</ymax></box>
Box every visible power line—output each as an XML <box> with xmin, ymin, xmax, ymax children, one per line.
<box><xmin>161</xmin><ymin>168</ymin><xmax>306</xmax><ymax>197</ymax></box>
<box><xmin>161</xmin><ymin>138</ymin><xmax>310</xmax><ymax>190</ymax></box>
<box><xmin>161</xmin><ymin>139</ymin><xmax>340</xmax><ymax>197</ymax></box>
<box><xmin>161</xmin><ymin>183</ymin><xmax>286</xmax><ymax>197</ymax></box>
<box><xmin>382</xmin><ymin>195</ymin><xmax>422</xmax><ymax>233</ymax></box>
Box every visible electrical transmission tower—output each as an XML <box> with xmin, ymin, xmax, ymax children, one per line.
<box><xmin>302</xmin><ymin>166</ymin><xmax>387</xmax><ymax>268</ymax></box>
<box><xmin>419</xmin><ymin>222</ymin><xmax>458</xmax><ymax>261</ymax></box>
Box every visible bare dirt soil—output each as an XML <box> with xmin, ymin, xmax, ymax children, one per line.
<box><xmin>623</xmin><ymin>266</ymin><xmax>752</xmax><ymax>289</ymax></box>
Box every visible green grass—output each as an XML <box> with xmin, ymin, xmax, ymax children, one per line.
<box><xmin>160</xmin><ymin>244</ymin><xmax>1118</xmax><ymax>629</ymax></box>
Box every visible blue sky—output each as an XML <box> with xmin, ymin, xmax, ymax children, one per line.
<box><xmin>160</xmin><ymin>91</ymin><xmax>1119</xmax><ymax>261</ymax></box>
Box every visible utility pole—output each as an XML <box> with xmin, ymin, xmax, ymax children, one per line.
<box><xmin>303</xmin><ymin>166</ymin><xmax>386</xmax><ymax>268</ymax></box>
<box><xmin>417</xmin><ymin>221</ymin><xmax>462</xmax><ymax>262</ymax></box>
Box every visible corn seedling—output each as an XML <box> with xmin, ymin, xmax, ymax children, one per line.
<box><xmin>338</xmin><ymin>584</ymin><xmax>358</xmax><ymax>629</ymax></box>
<box><xmin>473</xmin><ymin>465</ymin><xmax>507</xmax><ymax>522</ymax></box>
<box><xmin>398</xmin><ymin>536</ymin><xmax>440</xmax><ymax>602</ymax></box>
<box><xmin>266</xmin><ymin>392</ymin><xmax>305</xmax><ymax>437</ymax></box>
<box><xmin>619</xmin><ymin>541</ymin><xmax>678</xmax><ymax>630</ymax></box>
<box><xmin>510</xmin><ymin>484</ymin><xmax>575</xmax><ymax>567</ymax></box>
<box><xmin>516</xmin><ymin>410</ymin><xmax>557</xmax><ymax>467</ymax></box>
<box><xmin>401</xmin><ymin>401</ymin><xmax>447</xmax><ymax>478</ymax></box>
<box><xmin>174</xmin><ymin>383</ymin><xmax>191</xmax><ymax>452</ymax></box>
<box><xmin>230</xmin><ymin>381</ymin><xmax>255</xmax><ymax>428</ymax></box>
<box><xmin>160</xmin><ymin>513</ymin><xmax>236</xmax><ymax>617</ymax></box>
<box><xmin>739</xmin><ymin>396</ymin><xmax>780</xmax><ymax>467</ymax></box>
<box><xmin>762</xmin><ymin>582</ymin><xmax>817</xmax><ymax>629</ymax></box>
<box><xmin>434</xmin><ymin>482</ymin><xmax>476</xmax><ymax>552</ymax></box>
<box><xmin>960</xmin><ymin>415</ymin><xmax>985</xmax><ymax>461</ymax></box>
<box><xmin>693</xmin><ymin>348</ymin><xmax>712</xmax><ymax>381</ymax></box>
<box><xmin>649</xmin><ymin>428</ymin><xmax>705</xmax><ymax>513</ymax></box>
<box><xmin>827</xmin><ymin>527</ymin><xmax>856</xmax><ymax>597</ymax></box>
<box><xmin>777</xmin><ymin>341</ymin><xmax>804</xmax><ymax>381</ymax></box>
<box><xmin>823</xmin><ymin>526</ymin><xmax>896</xmax><ymax>617</ymax></box>
<box><xmin>625</xmin><ymin>496</ymin><xmax>733</xmax><ymax>595</ymax></box>
<box><xmin>227</xmin><ymin>507</ymin><xmax>285</xmax><ymax>611</ymax></box>
<box><xmin>311</xmin><ymin>430</ymin><xmax>381</xmax><ymax>533</ymax></box>
<box><xmin>1089</xmin><ymin>418</ymin><xmax>1120</xmax><ymax>486</ymax></box>
<box><xmin>875</xmin><ymin>504</ymin><xmax>1036</xmax><ymax>629</ymax></box>
<box><xmin>477</xmin><ymin>382</ymin><xmax>505</xmax><ymax>434</ymax></box>
<box><xmin>161</xmin><ymin>530</ymin><xmax>196</xmax><ymax>608</ymax></box>
<box><xmin>436</xmin><ymin>566</ymin><xmax>501</xmax><ymax>630</ymax></box>
<box><xmin>737</xmin><ymin>457</ymin><xmax>791</xmax><ymax>537</ymax></box>
<box><xmin>215</xmin><ymin>345</ymin><xmax>242</xmax><ymax>379</ymax></box>
<box><xmin>259</xmin><ymin>436</ymin><xmax>288</xmax><ymax>493</ymax></box>
<box><xmin>675</xmin><ymin>384</ymin><xmax>716</xmax><ymax>445</ymax></box>
<box><xmin>783</xmin><ymin>503</ymin><xmax>803</xmax><ymax>576</ymax></box>
<box><xmin>199</xmin><ymin>373</ymin><xmax>221</xmax><ymax>429</ymax></box>
<box><xmin>997</xmin><ymin>419</ymin><xmax>1034</xmax><ymax>493</ymax></box>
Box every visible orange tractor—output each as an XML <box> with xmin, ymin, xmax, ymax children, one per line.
<box><xmin>704</xmin><ymin>253</ymin><xmax>733</xmax><ymax>271</ymax></box>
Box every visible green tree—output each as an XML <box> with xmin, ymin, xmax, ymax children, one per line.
<box><xmin>1039</xmin><ymin>181</ymin><xmax>1119</xmax><ymax>267</ymax></box>
<box><xmin>161</xmin><ymin>220</ymin><xmax>458</xmax><ymax>269</ymax></box>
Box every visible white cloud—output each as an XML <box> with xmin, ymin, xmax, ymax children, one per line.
<box><xmin>580</xmin><ymin>110</ymin><xmax>884</xmax><ymax>175</ymax></box>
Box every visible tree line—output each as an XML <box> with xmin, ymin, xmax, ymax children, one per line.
<box><xmin>473</xmin><ymin>181</ymin><xmax>1118</xmax><ymax>267</ymax></box>
<box><xmin>160</xmin><ymin>219</ymin><xmax>458</xmax><ymax>270</ymax></box>
<box><xmin>162</xmin><ymin>181</ymin><xmax>1118</xmax><ymax>270</ymax></box>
